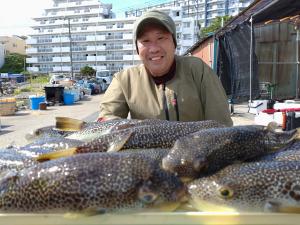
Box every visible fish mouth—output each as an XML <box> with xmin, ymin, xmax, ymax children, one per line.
<box><xmin>266</xmin><ymin>129</ymin><xmax>298</xmax><ymax>149</ymax></box>
<box><xmin>161</xmin><ymin>156</ymin><xmax>175</xmax><ymax>173</ymax></box>
<box><xmin>189</xmin><ymin>197</ymin><xmax>238</xmax><ymax>212</ymax></box>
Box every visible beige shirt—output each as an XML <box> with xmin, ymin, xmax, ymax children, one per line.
<box><xmin>99</xmin><ymin>55</ymin><xmax>233</xmax><ymax>126</ymax></box>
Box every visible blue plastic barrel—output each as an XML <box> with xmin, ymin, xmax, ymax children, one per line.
<box><xmin>30</xmin><ymin>96</ymin><xmax>45</xmax><ymax>110</ymax></box>
<box><xmin>63</xmin><ymin>93</ymin><xmax>74</xmax><ymax>105</ymax></box>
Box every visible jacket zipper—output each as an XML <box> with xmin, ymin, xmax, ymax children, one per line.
<box><xmin>162</xmin><ymin>83</ymin><xmax>170</xmax><ymax>121</ymax></box>
<box><xmin>173</xmin><ymin>92</ymin><xmax>180</xmax><ymax>121</ymax></box>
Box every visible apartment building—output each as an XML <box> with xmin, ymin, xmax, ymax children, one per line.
<box><xmin>126</xmin><ymin>0</ymin><xmax>253</xmax><ymax>27</ymax></box>
<box><xmin>26</xmin><ymin>0</ymin><xmax>253</xmax><ymax>75</ymax></box>
<box><xmin>0</xmin><ymin>36</ymin><xmax>26</xmax><ymax>55</ymax></box>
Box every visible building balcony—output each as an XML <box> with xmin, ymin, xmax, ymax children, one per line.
<box><xmin>96</xmin><ymin>46</ymin><xmax>106</xmax><ymax>51</ymax></box>
<box><xmin>181</xmin><ymin>39</ymin><xmax>194</xmax><ymax>47</ymax></box>
<box><xmin>123</xmin><ymin>44</ymin><xmax>134</xmax><ymax>50</ymax></box>
<box><xmin>94</xmin><ymin>66</ymin><xmax>107</xmax><ymax>71</ymax></box>
<box><xmin>26</xmin><ymin>38</ymin><xmax>37</xmax><ymax>45</ymax></box>
<box><xmin>27</xmin><ymin>67</ymin><xmax>39</xmax><ymax>72</ymax></box>
<box><xmin>26</xmin><ymin>48</ymin><xmax>38</xmax><ymax>54</ymax></box>
<box><xmin>87</xmin><ymin>56</ymin><xmax>96</xmax><ymax>61</ymax></box>
<box><xmin>123</xmin><ymin>55</ymin><xmax>139</xmax><ymax>61</ymax></box>
<box><xmin>52</xmin><ymin>57</ymin><xmax>71</xmax><ymax>63</ymax></box>
<box><xmin>86</xmin><ymin>35</ymin><xmax>106</xmax><ymax>41</ymax></box>
<box><xmin>123</xmin><ymin>34</ymin><xmax>133</xmax><ymax>40</ymax></box>
<box><xmin>86</xmin><ymin>46</ymin><xmax>96</xmax><ymax>51</ymax></box>
<box><xmin>53</xmin><ymin>66</ymin><xmax>71</xmax><ymax>72</ymax></box>
<box><xmin>52</xmin><ymin>37</ymin><xmax>70</xmax><ymax>43</ymax></box>
<box><xmin>26</xmin><ymin>58</ymin><xmax>38</xmax><ymax>63</ymax></box>
<box><xmin>95</xmin><ymin>56</ymin><xmax>106</xmax><ymax>61</ymax></box>
<box><xmin>52</xmin><ymin>47</ymin><xmax>70</xmax><ymax>53</ymax></box>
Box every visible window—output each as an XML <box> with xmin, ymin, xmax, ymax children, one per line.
<box><xmin>183</xmin><ymin>34</ymin><xmax>191</xmax><ymax>40</ymax></box>
<box><xmin>183</xmin><ymin>22</ymin><xmax>190</xmax><ymax>28</ymax></box>
<box><xmin>82</xmin><ymin>18</ymin><xmax>89</xmax><ymax>22</ymax></box>
<box><xmin>117</xmin><ymin>23</ymin><xmax>124</xmax><ymax>28</ymax></box>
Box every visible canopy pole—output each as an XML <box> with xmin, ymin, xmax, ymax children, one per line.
<box><xmin>249</xmin><ymin>16</ymin><xmax>253</xmax><ymax>103</ymax></box>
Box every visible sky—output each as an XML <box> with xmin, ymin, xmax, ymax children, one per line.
<box><xmin>0</xmin><ymin>0</ymin><xmax>168</xmax><ymax>36</ymax></box>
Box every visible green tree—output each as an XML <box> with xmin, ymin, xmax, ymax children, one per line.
<box><xmin>80</xmin><ymin>65</ymin><xmax>96</xmax><ymax>78</ymax></box>
<box><xmin>200</xmin><ymin>15</ymin><xmax>233</xmax><ymax>38</ymax></box>
<box><xmin>0</xmin><ymin>53</ymin><xmax>26</xmax><ymax>73</ymax></box>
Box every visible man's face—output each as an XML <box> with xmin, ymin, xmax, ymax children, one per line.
<box><xmin>137</xmin><ymin>24</ymin><xmax>175</xmax><ymax>77</ymax></box>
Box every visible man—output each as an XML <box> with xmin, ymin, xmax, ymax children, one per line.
<box><xmin>99</xmin><ymin>10</ymin><xmax>233</xmax><ymax>126</ymax></box>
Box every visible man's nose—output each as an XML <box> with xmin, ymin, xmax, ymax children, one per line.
<box><xmin>148</xmin><ymin>42</ymin><xmax>160</xmax><ymax>53</ymax></box>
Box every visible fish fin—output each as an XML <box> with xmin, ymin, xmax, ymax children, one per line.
<box><xmin>295</xmin><ymin>128</ymin><xmax>300</xmax><ymax>140</ymax></box>
<box><xmin>56</xmin><ymin>117</ymin><xmax>86</xmax><ymax>131</ymax></box>
<box><xmin>109</xmin><ymin>123</ymin><xmax>135</xmax><ymax>133</ymax></box>
<box><xmin>264</xmin><ymin>200</ymin><xmax>300</xmax><ymax>213</ymax></box>
<box><xmin>107</xmin><ymin>131</ymin><xmax>133</xmax><ymax>152</ymax></box>
<box><xmin>35</xmin><ymin>148</ymin><xmax>77</xmax><ymax>162</ymax></box>
<box><xmin>175</xmin><ymin>203</ymin><xmax>198</xmax><ymax>212</ymax></box>
<box><xmin>266</xmin><ymin>122</ymin><xmax>278</xmax><ymax>131</ymax></box>
<box><xmin>156</xmin><ymin>202</ymin><xmax>182</xmax><ymax>212</ymax></box>
<box><xmin>64</xmin><ymin>208</ymin><xmax>106</xmax><ymax>219</ymax></box>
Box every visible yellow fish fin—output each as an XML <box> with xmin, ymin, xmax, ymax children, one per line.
<box><xmin>36</xmin><ymin>148</ymin><xmax>77</xmax><ymax>162</ymax></box>
<box><xmin>264</xmin><ymin>200</ymin><xmax>300</xmax><ymax>213</ymax></box>
<box><xmin>56</xmin><ymin>117</ymin><xmax>86</xmax><ymax>131</ymax></box>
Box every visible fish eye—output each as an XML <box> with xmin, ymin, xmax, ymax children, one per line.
<box><xmin>218</xmin><ymin>186</ymin><xmax>234</xmax><ymax>199</ymax></box>
<box><xmin>139</xmin><ymin>193</ymin><xmax>158</xmax><ymax>204</ymax></box>
<box><xmin>138</xmin><ymin>186</ymin><xmax>158</xmax><ymax>204</ymax></box>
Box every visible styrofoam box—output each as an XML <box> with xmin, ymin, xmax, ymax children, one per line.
<box><xmin>1</xmin><ymin>212</ymin><xmax>300</xmax><ymax>225</ymax></box>
<box><xmin>255</xmin><ymin>111</ymin><xmax>300</xmax><ymax>126</ymax></box>
<box><xmin>248</xmin><ymin>100</ymin><xmax>268</xmax><ymax>115</ymax></box>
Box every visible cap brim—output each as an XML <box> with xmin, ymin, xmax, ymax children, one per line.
<box><xmin>135</xmin><ymin>17</ymin><xmax>173</xmax><ymax>39</ymax></box>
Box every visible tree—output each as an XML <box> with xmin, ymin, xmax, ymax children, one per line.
<box><xmin>0</xmin><ymin>53</ymin><xmax>26</xmax><ymax>73</ymax></box>
<box><xmin>80</xmin><ymin>66</ymin><xmax>96</xmax><ymax>78</ymax></box>
<box><xmin>200</xmin><ymin>15</ymin><xmax>233</xmax><ymax>38</ymax></box>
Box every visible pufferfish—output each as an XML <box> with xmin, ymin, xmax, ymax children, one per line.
<box><xmin>0</xmin><ymin>152</ymin><xmax>186</xmax><ymax>213</ymax></box>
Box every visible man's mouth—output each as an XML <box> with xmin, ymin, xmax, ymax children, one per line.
<box><xmin>150</xmin><ymin>56</ymin><xmax>163</xmax><ymax>61</ymax></box>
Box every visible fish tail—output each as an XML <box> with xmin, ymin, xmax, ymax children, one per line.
<box><xmin>56</xmin><ymin>117</ymin><xmax>86</xmax><ymax>131</ymax></box>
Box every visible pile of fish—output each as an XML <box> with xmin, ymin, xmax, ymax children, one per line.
<box><xmin>0</xmin><ymin>117</ymin><xmax>300</xmax><ymax>214</ymax></box>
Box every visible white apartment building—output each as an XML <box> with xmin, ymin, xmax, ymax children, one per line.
<box><xmin>126</xmin><ymin>0</ymin><xmax>253</xmax><ymax>27</ymax></box>
<box><xmin>26</xmin><ymin>0</ymin><xmax>253</xmax><ymax>75</ymax></box>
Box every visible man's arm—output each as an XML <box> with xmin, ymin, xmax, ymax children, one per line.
<box><xmin>200</xmin><ymin>62</ymin><xmax>233</xmax><ymax>127</ymax></box>
<box><xmin>99</xmin><ymin>75</ymin><xmax>129</xmax><ymax>121</ymax></box>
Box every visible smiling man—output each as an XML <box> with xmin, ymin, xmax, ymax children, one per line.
<box><xmin>99</xmin><ymin>10</ymin><xmax>232</xmax><ymax>126</ymax></box>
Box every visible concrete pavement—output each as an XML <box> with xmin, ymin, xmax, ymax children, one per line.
<box><xmin>0</xmin><ymin>95</ymin><xmax>255</xmax><ymax>148</ymax></box>
<box><xmin>0</xmin><ymin>94</ymin><xmax>104</xmax><ymax>148</ymax></box>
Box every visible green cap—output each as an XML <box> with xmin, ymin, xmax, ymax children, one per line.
<box><xmin>133</xmin><ymin>10</ymin><xmax>177</xmax><ymax>53</ymax></box>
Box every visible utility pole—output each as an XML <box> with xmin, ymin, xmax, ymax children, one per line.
<box><xmin>67</xmin><ymin>18</ymin><xmax>74</xmax><ymax>79</ymax></box>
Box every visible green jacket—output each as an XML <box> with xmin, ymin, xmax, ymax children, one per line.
<box><xmin>99</xmin><ymin>55</ymin><xmax>233</xmax><ymax>126</ymax></box>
